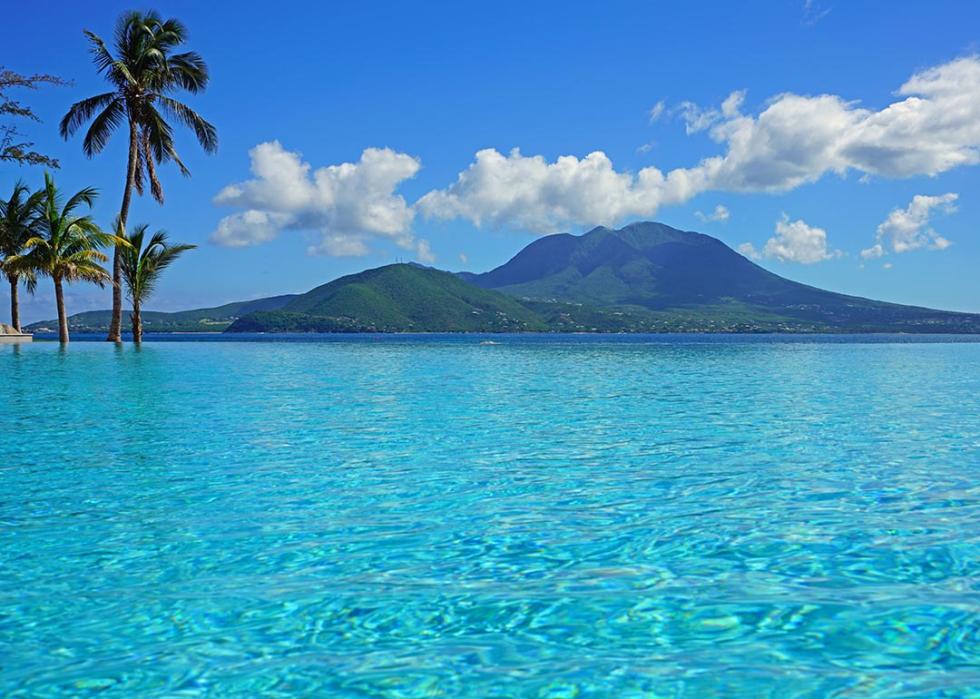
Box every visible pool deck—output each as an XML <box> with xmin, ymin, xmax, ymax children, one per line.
<box><xmin>0</xmin><ymin>324</ymin><xmax>32</xmax><ymax>343</ymax></box>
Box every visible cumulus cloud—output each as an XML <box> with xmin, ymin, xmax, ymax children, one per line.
<box><xmin>861</xmin><ymin>193</ymin><xmax>957</xmax><ymax>258</ymax></box>
<box><xmin>211</xmin><ymin>210</ymin><xmax>292</xmax><ymax>248</ymax></box>
<box><xmin>860</xmin><ymin>243</ymin><xmax>885</xmax><ymax>260</ymax></box>
<box><xmin>212</xmin><ymin>141</ymin><xmax>421</xmax><ymax>256</ymax></box>
<box><xmin>416</xmin><ymin>148</ymin><xmax>679</xmax><ymax>234</ymax></box>
<box><xmin>419</xmin><ymin>57</ymin><xmax>980</xmax><ymax>234</ymax></box>
<box><xmin>214</xmin><ymin>58</ymin><xmax>980</xmax><ymax>247</ymax></box>
<box><xmin>739</xmin><ymin>215</ymin><xmax>840</xmax><ymax>264</ymax></box>
<box><xmin>695</xmin><ymin>204</ymin><xmax>730</xmax><ymax>223</ymax></box>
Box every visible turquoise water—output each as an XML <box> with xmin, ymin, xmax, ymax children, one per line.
<box><xmin>3</xmin><ymin>335</ymin><xmax>980</xmax><ymax>697</ymax></box>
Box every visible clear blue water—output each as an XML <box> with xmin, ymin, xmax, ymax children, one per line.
<box><xmin>3</xmin><ymin>335</ymin><xmax>980</xmax><ymax>697</ymax></box>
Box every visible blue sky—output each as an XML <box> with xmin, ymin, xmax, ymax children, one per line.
<box><xmin>2</xmin><ymin>0</ymin><xmax>979</xmax><ymax>323</ymax></box>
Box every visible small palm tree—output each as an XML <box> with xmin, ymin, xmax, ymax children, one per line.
<box><xmin>119</xmin><ymin>224</ymin><xmax>195</xmax><ymax>343</ymax></box>
<box><xmin>60</xmin><ymin>10</ymin><xmax>216</xmax><ymax>341</ymax></box>
<box><xmin>6</xmin><ymin>173</ymin><xmax>121</xmax><ymax>344</ymax></box>
<box><xmin>0</xmin><ymin>181</ymin><xmax>43</xmax><ymax>331</ymax></box>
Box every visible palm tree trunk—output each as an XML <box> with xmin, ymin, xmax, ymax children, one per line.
<box><xmin>8</xmin><ymin>274</ymin><xmax>19</xmax><ymax>333</ymax></box>
<box><xmin>54</xmin><ymin>276</ymin><xmax>68</xmax><ymax>344</ymax></box>
<box><xmin>131</xmin><ymin>302</ymin><xmax>142</xmax><ymax>344</ymax></box>
<box><xmin>107</xmin><ymin>121</ymin><xmax>138</xmax><ymax>343</ymax></box>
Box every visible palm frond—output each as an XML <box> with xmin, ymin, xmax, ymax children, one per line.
<box><xmin>142</xmin><ymin>130</ymin><xmax>164</xmax><ymax>202</ymax></box>
<box><xmin>65</xmin><ymin>10</ymin><xmax>216</xmax><ymax>214</ymax></box>
<box><xmin>133</xmin><ymin>131</ymin><xmax>146</xmax><ymax>196</ymax></box>
<box><xmin>157</xmin><ymin>96</ymin><xmax>217</xmax><ymax>152</ymax></box>
<box><xmin>167</xmin><ymin>51</ymin><xmax>209</xmax><ymax>92</ymax></box>
<box><xmin>59</xmin><ymin>92</ymin><xmax>118</xmax><ymax>138</ymax></box>
<box><xmin>63</xmin><ymin>187</ymin><xmax>100</xmax><ymax>216</ymax></box>
<box><xmin>80</xmin><ymin>99</ymin><xmax>126</xmax><ymax>157</ymax></box>
<box><xmin>118</xmin><ymin>223</ymin><xmax>195</xmax><ymax>305</ymax></box>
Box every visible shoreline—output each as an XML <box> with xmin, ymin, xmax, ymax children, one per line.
<box><xmin>23</xmin><ymin>330</ymin><xmax>980</xmax><ymax>344</ymax></box>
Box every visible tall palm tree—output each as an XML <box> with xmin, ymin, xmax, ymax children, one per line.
<box><xmin>119</xmin><ymin>224</ymin><xmax>195</xmax><ymax>343</ymax></box>
<box><xmin>5</xmin><ymin>173</ymin><xmax>120</xmax><ymax>344</ymax></box>
<box><xmin>0</xmin><ymin>181</ymin><xmax>43</xmax><ymax>331</ymax></box>
<box><xmin>60</xmin><ymin>10</ymin><xmax>216</xmax><ymax>342</ymax></box>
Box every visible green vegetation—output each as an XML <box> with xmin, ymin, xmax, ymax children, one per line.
<box><xmin>4</xmin><ymin>174</ymin><xmax>120</xmax><ymax>343</ymax></box>
<box><xmin>222</xmin><ymin>224</ymin><xmax>980</xmax><ymax>335</ymax></box>
<box><xmin>227</xmin><ymin>312</ymin><xmax>379</xmax><ymax>333</ymax></box>
<box><xmin>61</xmin><ymin>10</ymin><xmax>216</xmax><ymax>341</ymax></box>
<box><xmin>521</xmin><ymin>300</ymin><xmax>823</xmax><ymax>333</ymax></box>
<box><xmin>228</xmin><ymin>264</ymin><xmax>549</xmax><ymax>333</ymax></box>
<box><xmin>464</xmin><ymin>222</ymin><xmax>980</xmax><ymax>334</ymax></box>
<box><xmin>0</xmin><ymin>181</ymin><xmax>44</xmax><ymax>331</ymax></box>
<box><xmin>25</xmin><ymin>223</ymin><xmax>980</xmax><ymax>336</ymax></box>
<box><xmin>119</xmin><ymin>224</ymin><xmax>195</xmax><ymax>343</ymax></box>
<box><xmin>24</xmin><ymin>295</ymin><xmax>297</xmax><ymax>334</ymax></box>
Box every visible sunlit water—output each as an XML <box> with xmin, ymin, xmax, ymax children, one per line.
<box><xmin>3</xmin><ymin>335</ymin><xmax>980</xmax><ymax>697</ymax></box>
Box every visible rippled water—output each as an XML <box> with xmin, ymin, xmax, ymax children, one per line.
<box><xmin>3</xmin><ymin>336</ymin><xmax>980</xmax><ymax>697</ymax></box>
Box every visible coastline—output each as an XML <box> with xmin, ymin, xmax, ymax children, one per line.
<box><xmin>25</xmin><ymin>331</ymin><xmax>980</xmax><ymax>344</ymax></box>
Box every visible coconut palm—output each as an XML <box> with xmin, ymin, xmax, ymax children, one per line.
<box><xmin>60</xmin><ymin>10</ymin><xmax>216</xmax><ymax>341</ymax></box>
<box><xmin>119</xmin><ymin>224</ymin><xmax>195</xmax><ymax>343</ymax></box>
<box><xmin>0</xmin><ymin>181</ymin><xmax>43</xmax><ymax>331</ymax></box>
<box><xmin>5</xmin><ymin>173</ymin><xmax>121</xmax><ymax>344</ymax></box>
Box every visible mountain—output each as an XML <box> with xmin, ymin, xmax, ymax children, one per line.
<box><xmin>462</xmin><ymin>222</ymin><xmax>980</xmax><ymax>332</ymax></box>
<box><xmin>26</xmin><ymin>221</ymin><xmax>980</xmax><ymax>335</ymax></box>
<box><xmin>25</xmin><ymin>294</ymin><xmax>297</xmax><ymax>333</ymax></box>
<box><xmin>227</xmin><ymin>264</ymin><xmax>548</xmax><ymax>332</ymax></box>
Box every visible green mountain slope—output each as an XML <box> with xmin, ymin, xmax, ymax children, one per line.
<box><xmin>25</xmin><ymin>294</ymin><xmax>297</xmax><ymax>333</ymax></box>
<box><xmin>463</xmin><ymin>222</ymin><xmax>980</xmax><ymax>332</ymax></box>
<box><xmin>227</xmin><ymin>264</ymin><xmax>547</xmax><ymax>332</ymax></box>
<box><xmin>26</xmin><ymin>221</ymin><xmax>980</xmax><ymax>335</ymax></box>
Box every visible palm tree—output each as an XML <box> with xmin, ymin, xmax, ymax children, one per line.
<box><xmin>0</xmin><ymin>181</ymin><xmax>43</xmax><ymax>331</ymax></box>
<box><xmin>5</xmin><ymin>173</ymin><xmax>120</xmax><ymax>344</ymax></box>
<box><xmin>60</xmin><ymin>10</ymin><xmax>216</xmax><ymax>342</ymax></box>
<box><xmin>119</xmin><ymin>224</ymin><xmax>195</xmax><ymax>343</ymax></box>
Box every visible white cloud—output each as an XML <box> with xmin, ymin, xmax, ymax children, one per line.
<box><xmin>309</xmin><ymin>234</ymin><xmax>370</xmax><ymax>257</ymax></box>
<box><xmin>419</xmin><ymin>57</ymin><xmax>980</xmax><ymax>235</ymax></box>
<box><xmin>676</xmin><ymin>90</ymin><xmax>745</xmax><ymax>135</ymax></box>
<box><xmin>740</xmin><ymin>215</ymin><xmax>840</xmax><ymax>264</ymax></box>
<box><xmin>737</xmin><ymin>242</ymin><xmax>761</xmax><ymax>260</ymax></box>
<box><xmin>802</xmin><ymin>0</ymin><xmax>831</xmax><ymax>26</ymax></box>
<box><xmin>860</xmin><ymin>243</ymin><xmax>885</xmax><ymax>260</ymax></box>
<box><xmin>695</xmin><ymin>204</ymin><xmax>730</xmax><ymax>223</ymax></box>
<box><xmin>458</xmin><ymin>252</ymin><xmax>468</xmax><ymax>265</ymax></box>
<box><xmin>214</xmin><ymin>58</ymin><xmax>980</xmax><ymax>246</ymax></box>
<box><xmin>861</xmin><ymin>193</ymin><xmax>957</xmax><ymax>258</ymax></box>
<box><xmin>648</xmin><ymin>100</ymin><xmax>666</xmax><ymax>123</ymax></box>
<box><xmin>212</xmin><ymin>141</ymin><xmax>421</xmax><ymax>256</ymax></box>
<box><xmin>415</xmin><ymin>239</ymin><xmax>436</xmax><ymax>264</ymax></box>
<box><xmin>211</xmin><ymin>210</ymin><xmax>291</xmax><ymax>248</ymax></box>
<box><xmin>677</xmin><ymin>100</ymin><xmax>723</xmax><ymax>134</ymax></box>
<box><xmin>416</xmin><ymin>148</ymin><xmax>674</xmax><ymax>234</ymax></box>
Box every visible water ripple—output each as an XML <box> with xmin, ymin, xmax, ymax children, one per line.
<box><xmin>2</xmin><ymin>338</ymin><xmax>979</xmax><ymax>697</ymax></box>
